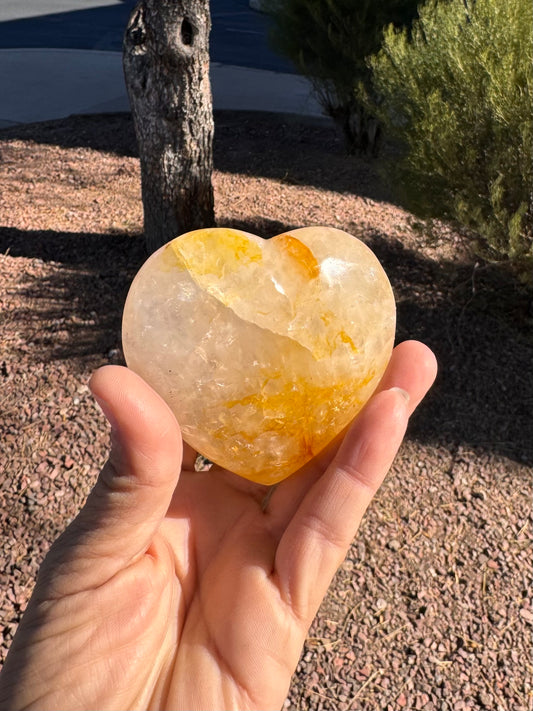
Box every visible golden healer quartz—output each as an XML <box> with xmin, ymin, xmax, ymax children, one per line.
<box><xmin>122</xmin><ymin>227</ymin><xmax>396</xmax><ymax>485</ymax></box>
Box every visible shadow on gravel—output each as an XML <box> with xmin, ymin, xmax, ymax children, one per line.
<box><xmin>0</xmin><ymin>111</ymin><xmax>390</xmax><ymax>202</ymax></box>
<box><xmin>1</xmin><ymin>226</ymin><xmax>146</xmax><ymax>361</ymax></box>
<box><xmin>0</xmin><ymin>114</ymin><xmax>138</xmax><ymax>159</ymax></box>
<box><xmin>0</xmin><ymin>225</ymin><xmax>146</xmax><ymax>268</ymax></box>
<box><xmin>2</xmin><ymin>220</ymin><xmax>532</xmax><ymax>468</ymax></box>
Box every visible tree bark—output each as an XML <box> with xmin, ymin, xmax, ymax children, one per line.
<box><xmin>123</xmin><ymin>0</ymin><xmax>215</xmax><ymax>254</ymax></box>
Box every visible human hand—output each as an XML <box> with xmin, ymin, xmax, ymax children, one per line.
<box><xmin>0</xmin><ymin>340</ymin><xmax>437</xmax><ymax>711</ymax></box>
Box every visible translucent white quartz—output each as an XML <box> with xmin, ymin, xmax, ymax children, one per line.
<box><xmin>122</xmin><ymin>227</ymin><xmax>396</xmax><ymax>484</ymax></box>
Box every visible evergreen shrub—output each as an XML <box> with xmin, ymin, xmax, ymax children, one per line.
<box><xmin>368</xmin><ymin>0</ymin><xmax>533</xmax><ymax>280</ymax></box>
<box><xmin>264</xmin><ymin>0</ymin><xmax>419</xmax><ymax>154</ymax></box>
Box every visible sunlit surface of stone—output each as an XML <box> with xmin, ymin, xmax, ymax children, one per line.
<box><xmin>122</xmin><ymin>227</ymin><xmax>396</xmax><ymax>484</ymax></box>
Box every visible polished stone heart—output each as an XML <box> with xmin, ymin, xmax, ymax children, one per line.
<box><xmin>122</xmin><ymin>227</ymin><xmax>396</xmax><ymax>484</ymax></box>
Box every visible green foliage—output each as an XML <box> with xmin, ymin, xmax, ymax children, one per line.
<box><xmin>264</xmin><ymin>0</ymin><xmax>419</xmax><ymax>153</ymax></box>
<box><xmin>368</xmin><ymin>0</ymin><xmax>533</xmax><ymax>280</ymax></box>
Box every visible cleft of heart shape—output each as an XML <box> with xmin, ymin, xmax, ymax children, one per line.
<box><xmin>122</xmin><ymin>226</ymin><xmax>396</xmax><ymax>485</ymax></box>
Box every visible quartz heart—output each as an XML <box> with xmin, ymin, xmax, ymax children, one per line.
<box><xmin>122</xmin><ymin>226</ymin><xmax>396</xmax><ymax>485</ymax></box>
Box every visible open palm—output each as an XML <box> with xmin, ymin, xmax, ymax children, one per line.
<box><xmin>0</xmin><ymin>341</ymin><xmax>436</xmax><ymax>711</ymax></box>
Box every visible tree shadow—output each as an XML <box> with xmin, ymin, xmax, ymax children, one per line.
<box><xmin>213</xmin><ymin>111</ymin><xmax>391</xmax><ymax>202</ymax></box>
<box><xmin>0</xmin><ymin>226</ymin><xmax>146</xmax><ymax>361</ymax></box>
<box><xmin>4</xmin><ymin>219</ymin><xmax>531</xmax><ymax>467</ymax></box>
<box><xmin>0</xmin><ymin>225</ymin><xmax>146</xmax><ymax>267</ymax></box>
<box><xmin>365</xmin><ymin>233</ymin><xmax>532</xmax><ymax>470</ymax></box>
<box><xmin>0</xmin><ymin>114</ymin><xmax>138</xmax><ymax>158</ymax></box>
<box><xmin>0</xmin><ymin>111</ymin><xmax>391</xmax><ymax>202</ymax></box>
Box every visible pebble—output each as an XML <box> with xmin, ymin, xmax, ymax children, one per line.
<box><xmin>477</xmin><ymin>691</ymin><xmax>493</xmax><ymax>707</ymax></box>
<box><xmin>519</xmin><ymin>608</ymin><xmax>533</xmax><ymax>624</ymax></box>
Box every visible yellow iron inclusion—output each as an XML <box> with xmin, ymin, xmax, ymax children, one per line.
<box><xmin>122</xmin><ymin>226</ymin><xmax>396</xmax><ymax>484</ymax></box>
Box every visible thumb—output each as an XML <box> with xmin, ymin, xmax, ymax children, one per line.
<box><xmin>46</xmin><ymin>365</ymin><xmax>183</xmax><ymax>592</ymax></box>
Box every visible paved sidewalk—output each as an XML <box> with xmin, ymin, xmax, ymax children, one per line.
<box><xmin>0</xmin><ymin>48</ymin><xmax>324</xmax><ymax>128</ymax></box>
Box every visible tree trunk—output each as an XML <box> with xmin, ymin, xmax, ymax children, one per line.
<box><xmin>123</xmin><ymin>0</ymin><xmax>215</xmax><ymax>254</ymax></box>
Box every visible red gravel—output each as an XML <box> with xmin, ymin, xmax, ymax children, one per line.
<box><xmin>1</xmin><ymin>112</ymin><xmax>532</xmax><ymax>710</ymax></box>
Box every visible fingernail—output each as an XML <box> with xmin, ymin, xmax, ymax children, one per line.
<box><xmin>389</xmin><ymin>386</ymin><xmax>410</xmax><ymax>404</ymax></box>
